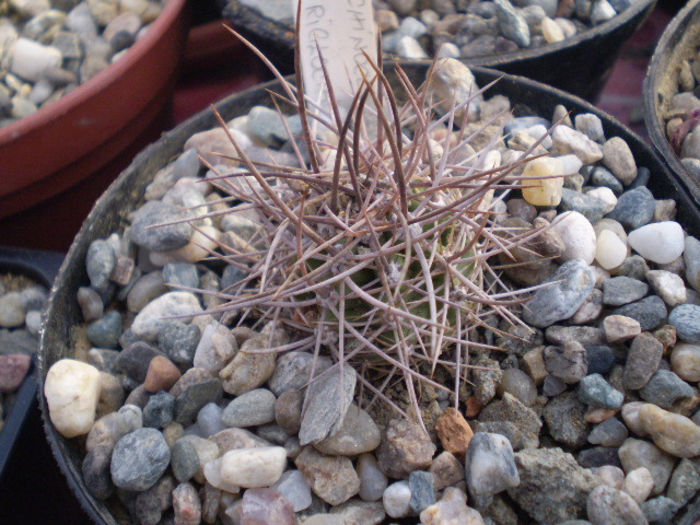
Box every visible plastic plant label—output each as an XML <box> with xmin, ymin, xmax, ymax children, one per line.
<box><xmin>297</xmin><ymin>0</ymin><xmax>377</xmax><ymax>121</ymax></box>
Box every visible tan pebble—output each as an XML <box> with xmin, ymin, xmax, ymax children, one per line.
<box><xmin>144</xmin><ymin>355</ymin><xmax>181</xmax><ymax>393</ymax></box>
<box><xmin>638</xmin><ymin>403</ymin><xmax>700</xmax><ymax>458</ymax></box>
<box><xmin>622</xmin><ymin>467</ymin><xmax>654</xmax><ymax>504</ymax></box>
<box><xmin>522</xmin><ymin>346</ymin><xmax>547</xmax><ymax>386</ymax></box>
<box><xmin>603</xmin><ymin>315</ymin><xmax>641</xmax><ymax>343</ymax></box>
<box><xmin>465</xmin><ymin>396</ymin><xmax>483</xmax><ymax>418</ymax></box>
<box><xmin>585</xmin><ymin>407</ymin><xmax>617</xmax><ymax>424</ymax></box>
<box><xmin>671</xmin><ymin>343</ymin><xmax>700</xmax><ymax>382</ymax></box>
<box><xmin>620</xmin><ymin>402</ymin><xmax>648</xmax><ymax>437</ymax></box>
<box><xmin>521</xmin><ymin>157</ymin><xmax>565</xmax><ymax>207</ymax></box>
<box><xmin>436</xmin><ymin>407</ymin><xmax>474</xmax><ymax>456</ymax></box>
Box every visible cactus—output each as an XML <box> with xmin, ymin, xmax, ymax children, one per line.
<box><xmin>193</xmin><ymin>29</ymin><xmax>549</xmax><ymax>425</ymax></box>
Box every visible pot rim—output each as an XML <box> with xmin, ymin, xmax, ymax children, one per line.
<box><xmin>223</xmin><ymin>0</ymin><xmax>656</xmax><ymax>65</ymax></box>
<box><xmin>38</xmin><ymin>62</ymin><xmax>700</xmax><ymax>525</ymax></box>
<box><xmin>643</xmin><ymin>0</ymin><xmax>700</xmax><ymax>207</ymax></box>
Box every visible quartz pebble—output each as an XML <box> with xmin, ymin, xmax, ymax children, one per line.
<box><xmin>295</xmin><ymin>447</ymin><xmax>360</xmax><ymax>506</ymax></box>
<box><xmin>586</xmin><ymin>485</ymin><xmax>648</xmax><ymax>525</ymax></box>
<box><xmin>622</xmin><ymin>467</ymin><xmax>655</xmax><ymax>504</ymax></box>
<box><xmin>382</xmin><ymin>480</ymin><xmax>412</xmax><ymax>519</ymax></box>
<box><xmin>220</xmin><ymin>446</ymin><xmax>287</xmax><ymax>488</ymax></box>
<box><xmin>45</xmin><ymin>359</ymin><xmax>101</xmax><ymax>438</ymax></box>
<box><xmin>464</xmin><ymin>432</ymin><xmax>519</xmax><ymax>508</ymax></box>
<box><xmin>627</xmin><ymin>222</ymin><xmax>685</xmax><ymax>265</ymax></box>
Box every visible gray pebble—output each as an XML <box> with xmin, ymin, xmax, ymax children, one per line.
<box><xmin>587</xmin><ymin>417</ymin><xmax>628</xmax><ymax>447</ymax></box>
<box><xmin>586</xmin><ymin>484</ymin><xmax>648</xmax><ymax>525</ymax></box>
<box><xmin>86</xmin><ymin>238</ymin><xmax>116</xmax><ymax>293</ymax></box>
<box><xmin>129</xmin><ymin>200</ymin><xmax>192</xmax><ymax>252</ymax></box>
<box><xmin>110</xmin><ymin>428</ymin><xmax>171</xmax><ymax>491</ymax></box>
<box><xmin>82</xmin><ymin>445</ymin><xmax>114</xmax><ymax>500</ymax></box>
<box><xmin>408</xmin><ymin>471</ymin><xmax>436</xmax><ymax>513</ymax></box>
<box><xmin>493</xmin><ymin>0</ymin><xmax>530</xmax><ymax>47</ymax></box>
<box><xmin>143</xmin><ymin>392</ymin><xmax>175</xmax><ymax>429</ymax></box>
<box><xmin>560</xmin><ymin>188</ymin><xmax>610</xmax><ymax>223</ymax></box>
<box><xmin>268</xmin><ymin>351</ymin><xmax>331</xmax><ymax>396</ymax></box>
<box><xmin>591</xmin><ymin>166</ymin><xmax>624</xmax><ymax>195</ymax></box>
<box><xmin>522</xmin><ymin>259</ymin><xmax>595</xmax><ymax>328</ymax></box>
<box><xmin>639</xmin><ymin>369</ymin><xmax>694</xmax><ymax>409</ymax></box>
<box><xmin>603</xmin><ymin>276</ymin><xmax>649</xmax><ymax>306</ymax></box>
<box><xmin>666</xmin><ymin>458</ymin><xmax>700</xmax><ymax>508</ymax></box>
<box><xmin>623</xmin><ymin>332</ymin><xmax>663</xmax><ymax>390</ymax></box>
<box><xmin>465</xmin><ymin>432</ymin><xmax>520</xmax><ymax>508</ymax></box>
<box><xmin>196</xmin><ymin>402</ymin><xmax>225</xmax><ymax>438</ymax></box>
<box><xmin>158</xmin><ymin>322</ymin><xmax>200</xmax><ymax>367</ymax></box>
<box><xmin>77</xmin><ymin>286</ymin><xmax>104</xmax><ymax>322</ymax></box>
<box><xmin>614</xmin><ymin>255</ymin><xmax>650</xmax><ymax>281</ymax></box>
<box><xmin>127</xmin><ymin>271</ymin><xmax>166</xmax><ymax>313</ymax></box>
<box><xmin>134</xmin><ymin>475</ymin><xmax>174</xmax><ymax>525</ymax></box>
<box><xmin>86</xmin><ymin>310</ymin><xmax>122</xmax><ymax>349</ymax></box>
<box><xmin>221</xmin><ymin>264</ymin><xmax>246</xmax><ymax>291</ymax></box>
<box><xmin>612</xmin><ymin>296</ymin><xmax>667</xmax><ymax>331</ymax></box>
<box><xmin>162</xmin><ymin>262</ymin><xmax>199</xmax><ymax>290</ymax></box>
<box><xmin>357</xmin><ymin>454</ymin><xmax>387</xmax><ymax>502</ymax></box>
<box><xmin>544</xmin><ymin>341</ymin><xmax>588</xmax><ymax>384</ymax></box>
<box><xmin>577</xmin><ymin>373</ymin><xmax>624</xmax><ymax>409</ymax></box>
<box><xmin>171</xmin><ymin>438</ymin><xmax>200</xmax><ymax>483</ymax></box>
<box><xmin>640</xmin><ymin>496</ymin><xmax>679</xmax><ymax>525</ymax></box>
<box><xmin>542</xmin><ymin>374</ymin><xmax>568</xmax><ymax>397</ymax></box>
<box><xmin>586</xmin><ymin>345</ymin><xmax>616</xmax><ymax>375</ymax></box>
<box><xmin>684</xmin><ymin>236</ymin><xmax>700</xmax><ymax>293</ymax></box>
<box><xmin>114</xmin><ymin>341</ymin><xmax>164</xmax><ymax>383</ymax></box>
<box><xmin>221</xmin><ymin>388</ymin><xmax>276</xmax><ymax>427</ymax></box>
<box><xmin>668</xmin><ymin>304</ymin><xmax>700</xmax><ymax>343</ymax></box>
<box><xmin>607</xmin><ymin>186</ymin><xmax>656</xmax><ymax>230</ymax></box>
<box><xmin>543</xmin><ymin>391</ymin><xmax>589</xmax><ymax>448</ymax></box>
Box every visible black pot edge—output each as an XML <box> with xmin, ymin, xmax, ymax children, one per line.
<box><xmin>0</xmin><ymin>247</ymin><xmax>63</xmax><ymax>481</ymax></box>
<box><xmin>643</xmin><ymin>0</ymin><xmax>700</xmax><ymax>207</ymax></box>
<box><xmin>219</xmin><ymin>0</ymin><xmax>656</xmax><ymax>69</ymax></box>
<box><xmin>39</xmin><ymin>63</ymin><xmax>700</xmax><ymax>524</ymax></box>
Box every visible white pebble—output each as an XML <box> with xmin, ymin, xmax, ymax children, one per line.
<box><xmin>24</xmin><ymin>310</ymin><xmax>42</xmax><ymax>335</ymax></box>
<box><xmin>45</xmin><ymin>359</ymin><xmax>101</xmax><ymax>438</ymax></box>
<box><xmin>628</xmin><ymin>221</ymin><xmax>685</xmax><ymax>264</ymax></box>
<box><xmin>586</xmin><ymin>187</ymin><xmax>617</xmax><ymax>213</ymax></box>
<box><xmin>9</xmin><ymin>37</ymin><xmax>62</xmax><ymax>82</ymax></box>
<box><xmin>592</xmin><ymin>465</ymin><xmax>625</xmax><ymax>489</ymax></box>
<box><xmin>622</xmin><ymin>467</ymin><xmax>654</xmax><ymax>504</ymax></box>
<box><xmin>551</xmin><ymin>211</ymin><xmax>597</xmax><ymax>264</ymax></box>
<box><xmin>130</xmin><ymin>291</ymin><xmax>202</xmax><ymax>341</ymax></box>
<box><xmin>595</xmin><ymin>229</ymin><xmax>627</xmax><ymax>270</ymax></box>
<box><xmin>220</xmin><ymin>447</ymin><xmax>287</xmax><ymax>488</ymax></box>
<box><xmin>645</xmin><ymin>270</ymin><xmax>687</xmax><ymax>307</ymax></box>
<box><xmin>383</xmin><ymin>480</ymin><xmax>412</xmax><ymax>518</ymax></box>
<box><xmin>271</xmin><ymin>469</ymin><xmax>312</xmax><ymax>511</ymax></box>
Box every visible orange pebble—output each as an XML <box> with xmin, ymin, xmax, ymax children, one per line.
<box><xmin>144</xmin><ymin>355</ymin><xmax>181</xmax><ymax>393</ymax></box>
<box><xmin>436</xmin><ymin>407</ymin><xmax>474</xmax><ymax>455</ymax></box>
<box><xmin>465</xmin><ymin>396</ymin><xmax>483</xmax><ymax>418</ymax></box>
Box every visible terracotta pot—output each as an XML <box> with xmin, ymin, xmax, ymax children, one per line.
<box><xmin>0</xmin><ymin>0</ymin><xmax>191</xmax><ymax>251</ymax></box>
<box><xmin>643</xmin><ymin>0</ymin><xmax>700</xmax><ymax>209</ymax></box>
<box><xmin>219</xmin><ymin>0</ymin><xmax>656</xmax><ymax>101</ymax></box>
<box><xmin>39</xmin><ymin>63</ymin><xmax>700</xmax><ymax>524</ymax></box>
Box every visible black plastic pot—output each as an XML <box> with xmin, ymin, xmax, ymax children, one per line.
<box><xmin>643</xmin><ymin>0</ymin><xmax>700</xmax><ymax>209</ymax></box>
<box><xmin>0</xmin><ymin>247</ymin><xmax>63</xmax><ymax>479</ymax></box>
<box><xmin>219</xmin><ymin>0</ymin><xmax>656</xmax><ymax>101</ymax></box>
<box><xmin>39</xmin><ymin>64</ymin><xmax>700</xmax><ymax>524</ymax></box>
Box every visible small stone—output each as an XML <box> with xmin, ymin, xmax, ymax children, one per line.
<box><xmin>110</xmin><ymin>428</ymin><xmax>170</xmax><ymax>491</ymax></box>
<box><xmin>622</xmin><ymin>467</ymin><xmax>655</xmax><ymax>504</ymax></box>
<box><xmin>172</xmin><ymin>372</ymin><xmax>223</xmax><ymax>426</ymax></box>
<box><xmin>645</xmin><ymin>270</ymin><xmax>687</xmax><ymax>307</ymax></box>
<box><xmin>10</xmin><ymin>37</ymin><xmax>62</xmax><ymax>82</ymax></box>
<box><xmin>275</xmin><ymin>389</ymin><xmax>302</xmax><ymax>434</ymax></box>
<box><xmin>667</xmin><ymin>458</ymin><xmax>700</xmax><ymax>507</ymax></box>
<box><xmin>86</xmin><ymin>310</ymin><xmax>122</xmax><ymax>349</ymax></box>
<box><xmin>240</xmin><ymin>487</ymin><xmax>295</xmax><ymax>525</ymax></box>
<box><xmin>133</xmin><ymin>474</ymin><xmax>174</xmax><ymax>525</ymax></box>
<box><xmin>478</xmin><ymin>393</ymin><xmax>542</xmax><ymax>449</ymax></box>
<box><xmin>577</xmin><ymin>446</ymin><xmax>622</xmax><ymax>469</ymax></box>
<box><xmin>586</xmin><ymin>345</ymin><xmax>616</xmax><ymax>375</ymax></box>
<box><xmin>82</xmin><ymin>445</ymin><xmax>114</xmax><ymax>500</ymax></box>
<box><xmin>603</xmin><ymin>276</ymin><xmax>649</xmax><ymax>306</ymax></box>
<box><xmin>624</xmin><ymin>332</ymin><xmax>663</xmax><ymax>390</ymax></box>
<box><xmin>560</xmin><ymin>188</ymin><xmax>610</xmax><ymax>223</ymax></box>
<box><xmin>144</xmin><ymin>355</ymin><xmax>181</xmax><ymax>393</ymax></box>
<box><xmin>246</xmin><ymin>105</ymin><xmax>290</xmax><ymax>146</ymax></box>
<box><xmin>522</xmin><ymin>259</ymin><xmax>595</xmax><ymax>328</ymax></box>
<box><xmin>295</xmin><ymin>446</ymin><xmax>360</xmax><ymax>505</ymax></box>
<box><xmin>158</xmin><ymin>322</ymin><xmax>200</xmax><ymax>367</ymax></box>
<box><xmin>493</xmin><ymin>0</ymin><xmax>530</xmax><ymax>47</ymax></box>
<box><xmin>578</xmin><ymin>374</ymin><xmax>624</xmax><ymax>409</ymax></box>
<box><xmin>357</xmin><ymin>454</ymin><xmax>388</xmax><ymax>502</ymax></box>
<box><xmin>628</xmin><ymin>222</ymin><xmax>685</xmax><ymax>265</ymax></box>
<box><xmin>618</xmin><ymin>438</ymin><xmax>675</xmax><ymax>496</ymax></box>
<box><xmin>684</xmin><ymin>236</ymin><xmax>700</xmax><ymax>292</ymax></box>
<box><xmin>427</xmin><ymin>58</ymin><xmax>483</xmax><ymax>123</ymax></box>
<box><xmin>592</xmin><ymin>166</ymin><xmax>625</xmax><ymax>194</ymax></box>
<box><xmin>607</xmin><ymin>187</ymin><xmax>656</xmax><ymax>230</ymax></box>
<box><xmin>612</xmin><ymin>296</ymin><xmax>668</xmax><ymax>332</ymax></box>
<box><xmin>173</xmin><ymin>482</ymin><xmax>202</xmax><ymax>525</ymax></box>
<box><xmin>409</xmin><ymin>471</ymin><xmax>436</xmax><ymax>513</ymax></box>
<box><xmin>382</xmin><ymin>481</ymin><xmax>412</xmax><ymax>519</ymax></box>
<box><xmin>0</xmin><ymin>354</ymin><xmax>31</xmax><ymax>393</ymax></box>
<box><xmin>638</xmin><ymin>403</ymin><xmax>700</xmax><ymax>458</ymax></box>
<box><xmin>670</xmin><ymin>343</ymin><xmax>700</xmax><ymax>382</ymax></box>
<box><xmin>142</xmin><ymin>391</ymin><xmax>175</xmax><ymax>428</ymax></box>
<box><xmin>614</xmin><ymin>255</ymin><xmax>650</xmax><ymax>281</ymax></box>
<box><xmin>395</xmin><ymin>35</ymin><xmax>428</xmax><ymax>59</ymax></box>
<box><xmin>602</xmin><ymin>137</ymin><xmax>637</xmax><ymax>185</ymax></box>
<box><xmin>220</xmin><ymin>446</ymin><xmax>287</xmax><ymax>488</ymax></box>
<box><xmin>376</xmin><ymin>418</ymin><xmax>437</xmax><ymax>479</ymax></box>
<box><xmin>552</xmin><ymin>124</ymin><xmax>604</xmax><ymax>163</ymax></box>
<box><xmin>640</xmin><ymin>496</ymin><xmax>680</xmax><ymax>524</ymax></box>
<box><xmin>575</xmin><ymin>113</ymin><xmax>605</xmax><ymax>143</ymax></box>
<box><xmin>435</xmin><ymin>407</ymin><xmax>474</xmax><ymax>456</ymax></box>
<box><xmin>126</xmin><ymin>271</ymin><xmax>166</xmax><ymax>313</ymax></box>
<box><xmin>114</xmin><ymin>341</ymin><xmax>164</xmax><ymax>383</ymax></box>
<box><xmin>507</xmin><ymin>447</ymin><xmax>599</xmax><ymax>524</ymax></box>
<box><xmin>590</xmin><ymin>0</ymin><xmax>617</xmax><ymax>24</ymax></box>
<box><xmin>195</xmin><ymin>403</ymin><xmax>223</xmax><ymax>438</ymax></box>
<box><xmin>219</xmin><ymin>331</ymin><xmax>281</xmax><ymax>396</ymax></box>
<box><xmin>521</xmin><ymin>157</ymin><xmax>565</xmax><ymax>207</ymax></box>
<box><xmin>420</xmin><ymin>487</ymin><xmax>485</xmax><ymax>525</ymax></box>
<box><xmin>298</xmin><ymin>364</ymin><xmax>356</xmax><ymax>446</ymax></box>
<box><xmin>129</xmin><ymin>200</ymin><xmax>192</xmax><ymax>251</ymax></box>
<box><xmin>272</xmin><ymin>469</ymin><xmax>312</xmax><ymax>512</ymax></box>
<box><xmin>162</xmin><ymin>262</ymin><xmax>199</xmax><ymax>290</ymax></box>
<box><xmin>497</xmin><ymin>368</ymin><xmax>537</xmax><ymax>406</ymax></box>
<box><xmin>77</xmin><ymin>287</ymin><xmax>104</xmax><ymax>322</ymax></box>
<box><xmin>668</xmin><ymin>304</ymin><xmax>700</xmax><ymax>343</ymax></box>
<box><xmin>639</xmin><ymin>369</ymin><xmax>694</xmax><ymax>409</ymax></box>
<box><xmin>544</xmin><ymin>342</ymin><xmax>588</xmax><ymax>384</ymax></box>
<box><xmin>543</xmin><ymin>391</ymin><xmax>589</xmax><ymax>448</ymax></box>
<box><xmin>586</xmin><ymin>485</ymin><xmax>648</xmax><ymax>525</ymax></box>
<box><xmin>268</xmin><ymin>351</ymin><xmax>332</xmax><ymax>396</ymax></box>
<box><xmin>588</xmin><ymin>417</ymin><xmax>628</xmax><ymax>447</ymax></box>
<box><xmin>131</xmin><ymin>292</ymin><xmax>202</xmax><ymax>342</ymax></box>
<box><xmin>221</xmin><ymin>388</ymin><xmax>276</xmax><ymax>427</ymax></box>
<box><xmin>522</xmin><ymin>347</ymin><xmax>548</xmax><ymax>385</ymax></box>
<box><xmin>542</xmin><ymin>375</ymin><xmax>568</xmax><ymax>397</ymax></box>
<box><xmin>465</xmin><ymin>432</ymin><xmax>519</xmax><ymax>508</ymax></box>
<box><xmin>550</xmin><ymin>212</ymin><xmax>597</xmax><ymax>264</ymax></box>
<box><xmin>429</xmin><ymin>451</ymin><xmax>464</xmax><ymax>490</ymax></box>
<box><xmin>593</xmin><ymin>465</ymin><xmax>625</xmax><ymax>489</ymax></box>
<box><xmin>585</xmin><ymin>407</ymin><xmax>618</xmax><ymax>424</ymax></box>
<box><xmin>45</xmin><ymin>359</ymin><xmax>101</xmax><ymax>438</ymax></box>
<box><xmin>314</xmin><ymin>404</ymin><xmax>381</xmax><ymax>456</ymax></box>
<box><xmin>171</xmin><ymin>438</ymin><xmax>199</xmax><ymax>483</ymax></box>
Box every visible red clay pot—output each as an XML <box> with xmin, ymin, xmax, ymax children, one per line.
<box><xmin>0</xmin><ymin>0</ymin><xmax>190</xmax><ymax>251</ymax></box>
